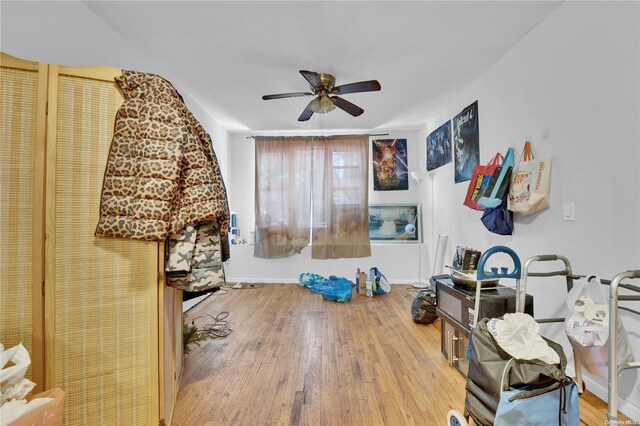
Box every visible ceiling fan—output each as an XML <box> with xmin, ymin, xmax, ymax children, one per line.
<box><xmin>262</xmin><ymin>70</ymin><xmax>381</xmax><ymax>121</ymax></box>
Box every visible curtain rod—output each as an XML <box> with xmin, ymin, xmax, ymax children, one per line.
<box><xmin>245</xmin><ymin>133</ymin><xmax>389</xmax><ymax>139</ymax></box>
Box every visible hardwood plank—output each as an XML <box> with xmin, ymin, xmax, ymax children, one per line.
<box><xmin>173</xmin><ymin>284</ymin><xmax>627</xmax><ymax>425</ymax></box>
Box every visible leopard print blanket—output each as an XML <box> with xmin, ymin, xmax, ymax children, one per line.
<box><xmin>95</xmin><ymin>70</ymin><xmax>230</xmax><ymax>261</ymax></box>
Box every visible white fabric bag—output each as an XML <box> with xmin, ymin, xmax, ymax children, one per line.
<box><xmin>507</xmin><ymin>141</ymin><xmax>552</xmax><ymax>215</ymax></box>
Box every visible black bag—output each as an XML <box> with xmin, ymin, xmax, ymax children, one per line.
<box><xmin>481</xmin><ymin>195</ymin><xmax>514</xmax><ymax>235</ymax></box>
<box><xmin>411</xmin><ymin>290</ymin><xmax>438</xmax><ymax>324</ymax></box>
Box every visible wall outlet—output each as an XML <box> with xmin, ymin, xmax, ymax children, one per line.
<box><xmin>563</xmin><ymin>202</ymin><xmax>575</xmax><ymax>221</ymax></box>
<box><xmin>541</xmin><ymin>128</ymin><xmax>550</xmax><ymax>141</ymax></box>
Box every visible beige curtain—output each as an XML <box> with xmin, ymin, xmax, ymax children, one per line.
<box><xmin>312</xmin><ymin>135</ymin><xmax>371</xmax><ymax>259</ymax></box>
<box><xmin>254</xmin><ymin>136</ymin><xmax>312</xmax><ymax>258</ymax></box>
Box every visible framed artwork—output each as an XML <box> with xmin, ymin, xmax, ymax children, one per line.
<box><xmin>426</xmin><ymin>120</ymin><xmax>452</xmax><ymax>171</ymax></box>
<box><xmin>368</xmin><ymin>204</ymin><xmax>419</xmax><ymax>242</ymax></box>
<box><xmin>453</xmin><ymin>101</ymin><xmax>480</xmax><ymax>183</ymax></box>
<box><xmin>372</xmin><ymin>138</ymin><xmax>408</xmax><ymax>191</ymax></box>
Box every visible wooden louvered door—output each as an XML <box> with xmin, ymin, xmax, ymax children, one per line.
<box><xmin>0</xmin><ymin>53</ymin><xmax>47</xmax><ymax>391</ymax></box>
<box><xmin>45</xmin><ymin>63</ymin><xmax>160</xmax><ymax>425</ymax></box>
<box><xmin>1</xmin><ymin>52</ymin><xmax>184</xmax><ymax>425</ymax></box>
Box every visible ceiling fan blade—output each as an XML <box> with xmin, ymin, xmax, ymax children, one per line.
<box><xmin>330</xmin><ymin>96</ymin><xmax>364</xmax><ymax>117</ymax></box>
<box><xmin>262</xmin><ymin>92</ymin><xmax>313</xmax><ymax>100</ymax></box>
<box><xmin>298</xmin><ymin>100</ymin><xmax>315</xmax><ymax>121</ymax></box>
<box><xmin>331</xmin><ymin>80</ymin><xmax>381</xmax><ymax>95</ymax></box>
<box><xmin>299</xmin><ymin>70</ymin><xmax>324</xmax><ymax>92</ymax></box>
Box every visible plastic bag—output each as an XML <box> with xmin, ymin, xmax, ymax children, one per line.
<box><xmin>2</xmin><ymin>388</ymin><xmax>65</xmax><ymax>426</ymax></box>
<box><xmin>411</xmin><ymin>290</ymin><xmax>438</xmax><ymax>324</ymax></box>
<box><xmin>300</xmin><ymin>274</ymin><xmax>353</xmax><ymax>302</ymax></box>
<box><xmin>1</xmin><ymin>343</ymin><xmax>64</xmax><ymax>425</ymax></box>
<box><xmin>487</xmin><ymin>313</ymin><xmax>560</xmax><ymax>365</ymax></box>
<box><xmin>564</xmin><ymin>276</ymin><xmax>634</xmax><ymax>376</ymax></box>
<box><xmin>321</xmin><ymin>276</ymin><xmax>352</xmax><ymax>303</ymax></box>
<box><xmin>298</xmin><ymin>272</ymin><xmax>325</xmax><ymax>288</ymax></box>
<box><xmin>1</xmin><ymin>343</ymin><xmax>36</xmax><ymax>405</ymax></box>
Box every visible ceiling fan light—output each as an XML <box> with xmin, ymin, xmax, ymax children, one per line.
<box><xmin>310</xmin><ymin>95</ymin><xmax>336</xmax><ymax>114</ymax></box>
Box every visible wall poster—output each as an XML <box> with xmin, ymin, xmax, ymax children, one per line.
<box><xmin>426</xmin><ymin>120</ymin><xmax>452</xmax><ymax>171</ymax></box>
<box><xmin>453</xmin><ymin>101</ymin><xmax>480</xmax><ymax>183</ymax></box>
<box><xmin>372</xmin><ymin>138</ymin><xmax>408</xmax><ymax>191</ymax></box>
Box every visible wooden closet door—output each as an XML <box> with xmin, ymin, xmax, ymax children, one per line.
<box><xmin>45</xmin><ymin>64</ymin><xmax>160</xmax><ymax>425</ymax></box>
<box><xmin>0</xmin><ymin>53</ymin><xmax>46</xmax><ymax>390</ymax></box>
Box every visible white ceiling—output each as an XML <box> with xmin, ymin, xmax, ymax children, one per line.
<box><xmin>2</xmin><ymin>1</ymin><xmax>563</xmax><ymax>133</ymax></box>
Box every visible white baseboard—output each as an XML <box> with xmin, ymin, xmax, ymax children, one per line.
<box><xmin>226</xmin><ymin>277</ymin><xmax>417</xmax><ymax>285</ymax></box>
<box><xmin>183</xmin><ymin>293</ymin><xmax>212</xmax><ymax>311</ymax></box>
<box><xmin>226</xmin><ymin>277</ymin><xmax>299</xmax><ymax>284</ymax></box>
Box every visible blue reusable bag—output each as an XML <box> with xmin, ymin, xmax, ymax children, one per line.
<box><xmin>481</xmin><ymin>195</ymin><xmax>514</xmax><ymax>235</ymax></box>
<box><xmin>478</xmin><ymin>147</ymin><xmax>514</xmax><ymax>209</ymax></box>
<box><xmin>369</xmin><ymin>267</ymin><xmax>391</xmax><ymax>295</ymax></box>
<box><xmin>494</xmin><ymin>381</ymin><xmax>579</xmax><ymax>426</ymax></box>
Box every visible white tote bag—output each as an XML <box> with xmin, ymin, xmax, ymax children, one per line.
<box><xmin>508</xmin><ymin>141</ymin><xmax>552</xmax><ymax>215</ymax></box>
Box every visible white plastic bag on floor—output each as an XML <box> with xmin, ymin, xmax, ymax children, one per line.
<box><xmin>565</xmin><ymin>276</ymin><xmax>634</xmax><ymax>376</ymax></box>
<box><xmin>1</xmin><ymin>343</ymin><xmax>36</xmax><ymax>405</ymax></box>
<box><xmin>487</xmin><ymin>313</ymin><xmax>560</xmax><ymax>365</ymax></box>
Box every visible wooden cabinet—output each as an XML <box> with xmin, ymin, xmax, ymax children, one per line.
<box><xmin>441</xmin><ymin>314</ymin><xmax>471</xmax><ymax>377</ymax></box>
<box><xmin>433</xmin><ymin>275</ymin><xmax>534</xmax><ymax>378</ymax></box>
<box><xmin>1</xmin><ymin>52</ymin><xmax>182</xmax><ymax>425</ymax></box>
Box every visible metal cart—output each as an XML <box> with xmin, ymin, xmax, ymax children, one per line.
<box><xmin>519</xmin><ymin>254</ymin><xmax>584</xmax><ymax>393</ymax></box>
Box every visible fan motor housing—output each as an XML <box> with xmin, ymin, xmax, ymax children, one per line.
<box><xmin>318</xmin><ymin>73</ymin><xmax>335</xmax><ymax>92</ymax></box>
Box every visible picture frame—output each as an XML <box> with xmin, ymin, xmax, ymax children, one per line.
<box><xmin>453</xmin><ymin>101</ymin><xmax>480</xmax><ymax>183</ymax></box>
<box><xmin>372</xmin><ymin>138</ymin><xmax>409</xmax><ymax>191</ymax></box>
<box><xmin>368</xmin><ymin>204</ymin><xmax>419</xmax><ymax>242</ymax></box>
<box><xmin>426</xmin><ymin>120</ymin><xmax>452</xmax><ymax>171</ymax></box>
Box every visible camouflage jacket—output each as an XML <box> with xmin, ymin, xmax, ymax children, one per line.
<box><xmin>166</xmin><ymin>221</ymin><xmax>225</xmax><ymax>291</ymax></box>
<box><xmin>95</xmin><ymin>70</ymin><xmax>230</xmax><ymax>262</ymax></box>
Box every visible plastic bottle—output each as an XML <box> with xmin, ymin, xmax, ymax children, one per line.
<box><xmin>354</xmin><ymin>268</ymin><xmax>360</xmax><ymax>297</ymax></box>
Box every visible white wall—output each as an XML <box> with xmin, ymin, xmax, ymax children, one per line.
<box><xmin>226</xmin><ymin>130</ymin><xmax>431</xmax><ymax>284</ymax></box>
<box><xmin>420</xmin><ymin>1</ymin><xmax>639</xmax><ymax>417</ymax></box>
<box><xmin>184</xmin><ymin>100</ymin><xmax>231</xmax><ymax>184</ymax></box>
<box><xmin>1</xmin><ymin>1</ymin><xmax>230</xmax><ymax>183</ymax></box>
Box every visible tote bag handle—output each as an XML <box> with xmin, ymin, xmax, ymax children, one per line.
<box><xmin>519</xmin><ymin>140</ymin><xmax>534</xmax><ymax>163</ymax></box>
<box><xmin>488</xmin><ymin>152</ymin><xmax>504</xmax><ymax>166</ymax></box>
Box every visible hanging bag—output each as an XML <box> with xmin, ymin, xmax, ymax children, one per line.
<box><xmin>564</xmin><ymin>276</ymin><xmax>634</xmax><ymax>376</ymax></box>
<box><xmin>463</xmin><ymin>152</ymin><xmax>504</xmax><ymax>211</ymax></box>
<box><xmin>508</xmin><ymin>141</ymin><xmax>552</xmax><ymax>215</ymax></box>
<box><xmin>477</xmin><ymin>148</ymin><xmax>514</xmax><ymax>210</ymax></box>
<box><xmin>480</xmin><ymin>195</ymin><xmax>514</xmax><ymax>235</ymax></box>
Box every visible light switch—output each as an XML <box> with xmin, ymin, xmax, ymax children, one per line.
<box><xmin>563</xmin><ymin>202</ymin><xmax>575</xmax><ymax>221</ymax></box>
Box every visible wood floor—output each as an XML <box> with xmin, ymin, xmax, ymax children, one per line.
<box><xmin>172</xmin><ymin>284</ymin><xmax>623</xmax><ymax>426</ymax></box>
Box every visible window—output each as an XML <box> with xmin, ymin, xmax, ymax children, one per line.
<box><xmin>254</xmin><ymin>135</ymin><xmax>371</xmax><ymax>259</ymax></box>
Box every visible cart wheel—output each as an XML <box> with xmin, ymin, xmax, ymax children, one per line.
<box><xmin>447</xmin><ymin>409</ymin><xmax>468</xmax><ymax>426</ymax></box>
